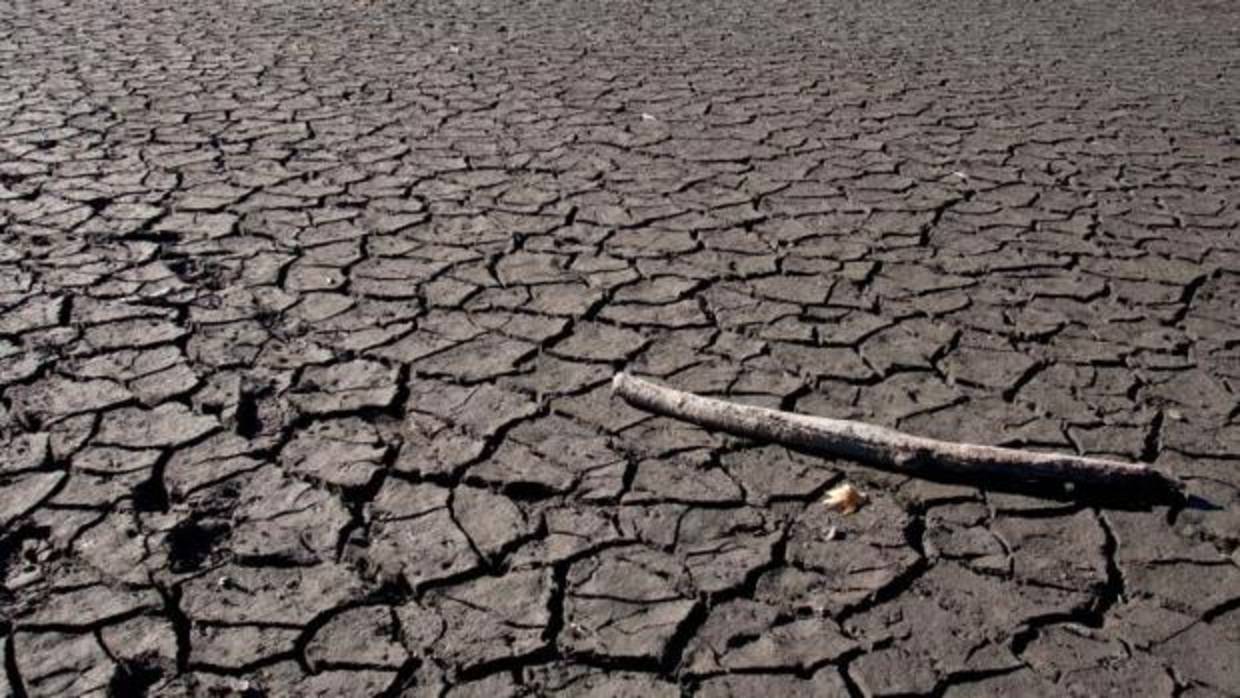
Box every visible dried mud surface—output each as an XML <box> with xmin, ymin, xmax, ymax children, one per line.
<box><xmin>2</xmin><ymin>0</ymin><xmax>1239</xmax><ymax>695</ymax></box>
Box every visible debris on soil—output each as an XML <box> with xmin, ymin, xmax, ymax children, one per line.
<box><xmin>823</xmin><ymin>483</ymin><xmax>867</xmax><ymax>515</ymax></box>
<box><xmin>612</xmin><ymin>372</ymin><xmax>1184</xmax><ymax>498</ymax></box>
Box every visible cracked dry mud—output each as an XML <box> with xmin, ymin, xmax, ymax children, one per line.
<box><xmin>1</xmin><ymin>0</ymin><xmax>1239</xmax><ymax>695</ymax></box>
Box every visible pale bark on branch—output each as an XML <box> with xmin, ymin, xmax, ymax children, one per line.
<box><xmin>612</xmin><ymin>372</ymin><xmax>1183</xmax><ymax>496</ymax></box>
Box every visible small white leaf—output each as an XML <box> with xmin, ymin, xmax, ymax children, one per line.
<box><xmin>823</xmin><ymin>483</ymin><xmax>867</xmax><ymax>515</ymax></box>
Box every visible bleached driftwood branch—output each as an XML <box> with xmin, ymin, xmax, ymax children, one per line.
<box><xmin>612</xmin><ymin>372</ymin><xmax>1183</xmax><ymax>496</ymax></box>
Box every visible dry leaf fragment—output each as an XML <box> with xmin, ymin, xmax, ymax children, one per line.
<box><xmin>823</xmin><ymin>483</ymin><xmax>867</xmax><ymax>515</ymax></box>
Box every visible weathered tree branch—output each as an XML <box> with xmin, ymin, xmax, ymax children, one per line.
<box><xmin>612</xmin><ymin>372</ymin><xmax>1184</xmax><ymax>497</ymax></box>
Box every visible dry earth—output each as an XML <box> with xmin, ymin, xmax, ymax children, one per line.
<box><xmin>2</xmin><ymin>0</ymin><xmax>1239</xmax><ymax>695</ymax></box>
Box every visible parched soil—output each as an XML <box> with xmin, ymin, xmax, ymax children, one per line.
<box><xmin>1</xmin><ymin>0</ymin><xmax>1239</xmax><ymax>695</ymax></box>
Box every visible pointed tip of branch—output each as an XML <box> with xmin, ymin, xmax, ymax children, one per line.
<box><xmin>611</xmin><ymin>371</ymin><xmax>633</xmax><ymax>393</ymax></box>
